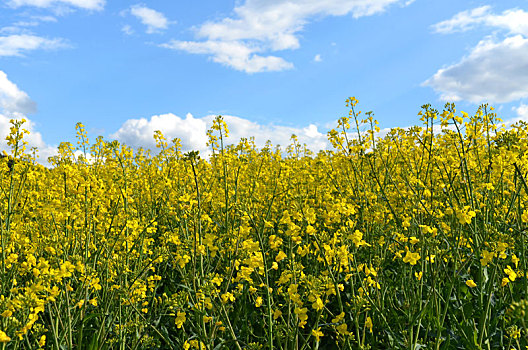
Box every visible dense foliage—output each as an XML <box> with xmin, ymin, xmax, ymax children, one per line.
<box><xmin>1</xmin><ymin>98</ymin><xmax>528</xmax><ymax>349</ymax></box>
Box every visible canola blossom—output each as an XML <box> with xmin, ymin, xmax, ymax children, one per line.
<box><xmin>0</xmin><ymin>99</ymin><xmax>528</xmax><ymax>349</ymax></box>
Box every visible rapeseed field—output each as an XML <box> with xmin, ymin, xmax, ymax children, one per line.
<box><xmin>1</xmin><ymin>98</ymin><xmax>527</xmax><ymax>349</ymax></box>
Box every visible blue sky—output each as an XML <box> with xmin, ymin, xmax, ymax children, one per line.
<box><xmin>1</xmin><ymin>0</ymin><xmax>528</xmax><ymax>160</ymax></box>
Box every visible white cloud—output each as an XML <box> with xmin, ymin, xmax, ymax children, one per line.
<box><xmin>111</xmin><ymin>113</ymin><xmax>208</xmax><ymax>153</ymax></box>
<box><xmin>0</xmin><ymin>15</ymin><xmax>58</xmax><ymax>35</ymax></box>
<box><xmin>0</xmin><ymin>71</ymin><xmax>56</xmax><ymax>162</ymax></box>
<box><xmin>432</xmin><ymin>6</ymin><xmax>528</xmax><ymax>36</ymax></box>
<box><xmin>122</xmin><ymin>24</ymin><xmax>134</xmax><ymax>35</ymax></box>
<box><xmin>162</xmin><ymin>40</ymin><xmax>293</xmax><ymax>73</ymax></box>
<box><xmin>129</xmin><ymin>5</ymin><xmax>169</xmax><ymax>34</ymax></box>
<box><xmin>509</xmin><ymin>103</ymin><xmax>528</xmax><ymax>124</ymax></box>
<box><xmin>428</xmin><ymin>6</ymin><xmax>528</xmax><ymax>104</ymax></box>
<box><xmin>0</xmin><ymin>71</ymin><xmax>37</xmax><ymax>115</ymax></box>
<box><xmin>423</xmin><ymin>35</ymin><xmax>528</xmax><ymax>104</ymax></box>
<box><xmin>314</xmin><ymin>54</ymin><xmax>322</xmax><ymax>62</ymax></box>
<box><xmin>32</xmin><ymin>15</ymin><xmax>58</xmax><ymax>22</ymax></box>
<box><xmin>0</xmin><ymin>34</ymin><xmax>66</xmax><ymax>56</ymax></box>
<box><xmin>162</xmin><ymin>0</ymin><xmax>410</xmax><ymax>73</ymax></box>
<box><xmin>0</xmin><ymin>114</ymin><xmax>57</xmax><ymax>161</ymax></box>
<box><xmin>432</xmin><ymin>6</ymin><xmax>492</xmax><ymax>34</ymax></box>
<box><xmin>8</xmin><ymin>0</ymin><xmax>104</xmax><ymax>10</ymax></box>
<box><xmin>111</xmin><ymin>112</ymin><xmax>329</xmax><ymax>155</ymax></box>
<box><xmin>214</xmin><ymin>115</ymin><xmax>329</xmax><ymax>152</ymax></box>
<box><xmin>0</xmin><ymin>27</ymin><xmax>26</xmax><ymax>35</ymax></box>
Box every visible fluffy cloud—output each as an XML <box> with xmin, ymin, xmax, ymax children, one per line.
<box><xmin>111</xmin><ymin>112</ymin><xmax>329</xmax><ymax>156</ymax></box>
<box><xmin>0</xmin><ymin>71</ymin><xmax>37</xmax><ymax>115</ymax></box>
<box><xmin>129</xmin><ymin>5</ymin><xmax>170</xmax><ymax>34</ymax></box>
<box><xmin>162</xmin><ymin>0</ymin><xmax>411</xmax><ymax>73</ymax></box>
<box><xmin>111</xmin><ymin>113</ymin><xmax>208</xmax><ymax>153</ymax></box>
<box><xmin>0</xmin><ymin>114</ymin><xmax>57</xmax><ymax>161</ymax></box>
<box><xmin>426</xmin><ymin>6</ymin><xmax>528</xmax><ymax>104</ymax></box>
<box><xmin>8</xmin><ymin>0</ymin><xmax>104</xmax><ymax>10</ymax></box>
<box><xmin>0</xmin><ymin>34</ymin><xmax>66</xmax><ymax>56</ymax></box>
<box><xmin>424</xmin><ymin>35</ymin><xmax>528</xmax><ymax>104</ymax></box>
<box><xmin>0</xmin><ymin>71</ymin><xmax>55</xmax><ymax>162</ymax></box>
<box><xmin>509</xmin><ymin>103</ymin><xmax>528</xmax><ymax>124</ymax></box>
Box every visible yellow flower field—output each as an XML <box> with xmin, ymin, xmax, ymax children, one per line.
<box><xmin>1</xmin><ymin>98</ymin><xmax>528</xmax><ymax>349</ymax></box>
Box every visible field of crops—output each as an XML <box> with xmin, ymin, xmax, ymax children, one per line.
<box><xmin>1</xmin><ymin>98</ymin><xmax>528</xmax><ymax>349</ymax></box>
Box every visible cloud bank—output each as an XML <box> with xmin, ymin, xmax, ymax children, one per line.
<box><xmin>111</xmin><ymin>112</ymin><xmax>329</xmax><ymax>156</ymax></box>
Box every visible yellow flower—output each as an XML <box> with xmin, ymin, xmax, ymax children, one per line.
<box><xmin>0</xmin><ymin>330</ymin><xmax>11</xmax><ymax>343</ymax></box>
<box><xmin>1</xmin><ymin>310</ymin><xmax>13</xmax><ymax>318</ymax></box>
<box><xmin>415</xmin><ymin>271</ymin><xmax>423</xmax><ymax>280</ymax></box>
<box><xmin>312</xmin><ymin>297</ymin><xmax>324</xmax><ymax>311</ymax></box>
<box><xmin>502</xmin><ymin>277</ymin><xmax>510</xmax><ymax>287</ymax></box>
<box><xmin>365</xmin><ymin>316</ymin><xmax>373</xmax><ymax>333</ymax></box>
<box><xmin>38</xmin><ymin>335</ymin><xmax>46</xmax><ymax>347</ymax></box>
<box><xmin>211</xmin><ymin>275</ymin><xmax>223</xmax><ymax>286</ymax></box>
<box><xmin>522</xmin><ymin>210</ymin><xmax>528</xmax><ymax>223</ymax></box>
<box><xmin>273</xmin><ymin>309</ymin><xmax>282</xmax><ymax>320</ymax></box>
<box><xmin>311</xmin><ymin>328</ymin><xmax>324</xmax><ymax>342</ymax></box>
<box><xmin>332</xmin><ymin>312</ymin><xmax>345</xmax><ymax>323</ymax></box>
<box><xmin>480</xmin><ymin>250</ymin><xmax>494</xmax><ymax>266</ymax></box>
<box><xmin>175</xmin><ymin>311</ymin><xmax>186</xmax><ymax>329</ymax></box>
<box><xmin>507</xmin><ymin>325</ymin><xmax>521</xmax><ymax>339</ymax></box>
<box><xmin>351</xmin><ymin>230</ymin><xmax>368</xmax><ymax>247</ymax></box>
<box><xmin>504</xmin><ymin>265</ymin><xmax>517</xmax><ymax>282</ymax></box>
<box><xmin>255</xmin><ymin>296</ymin><xmax>263</xmax><ymax>308</ymax></box>
<box><xmin>512</xmin><ymin>254</ymin><xmax>519</xmax><ymax>268</ymax></box>
<box><xmin>275</xmin><ymin>250</ymin><xmax>287</xmax><ymax>262</ymax></box>
<box><xmin>403</xmin><ymin>250</ymin><xmax>420</xmax><ymax>265</ymax></box>
<box><xmin>221</xmin><ymin>292</ymin><xmax>235</xmax><ymax>304</ymax></box>
<box><xmin>336</xmin><ymin>323</ymin><xmax>350</xmax><ymax>335</ymax></box>
<box><xmin>456</xmin><ymin>206</ymin><xmax>476</xmax><ymax>224</ymax></box>
<box><xmin>294</xmin><ymin>307</ymin><xmax>308</xmax><ymax>328</ymax></box>
<box><xmin>466</xmin><ymin>279</ymin><xmax>477</xmax><ymax>288</ymax></box>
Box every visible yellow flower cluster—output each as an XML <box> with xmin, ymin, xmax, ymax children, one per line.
<box><xmin>0</xmin><ymin>100</ymin><xmax>527</xmax><ymax>348</ymax></box>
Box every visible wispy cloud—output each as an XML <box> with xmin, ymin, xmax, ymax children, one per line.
<box><xmin>432</xmin><ymin>6</ymin><xmax>528</xmax><ymax>36</ymax></box>
<box><xmin>8</xmin><ymin>0</ymin><xmax>105</xmax><ymax>11</ymax></box>
<box><xmin>121</xmin><ymin>24</ymin><xmax>134</xmax><ymax>36</ymax></box>
<box><xmin>0</xmin><ymin>34</ymin><xmax>67</xmax><ymax>57</ymax></box>
<box><xmin>129</xmin><ymin>4</ymin><xmax>170</xmax><ymax>34</ymax></box>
